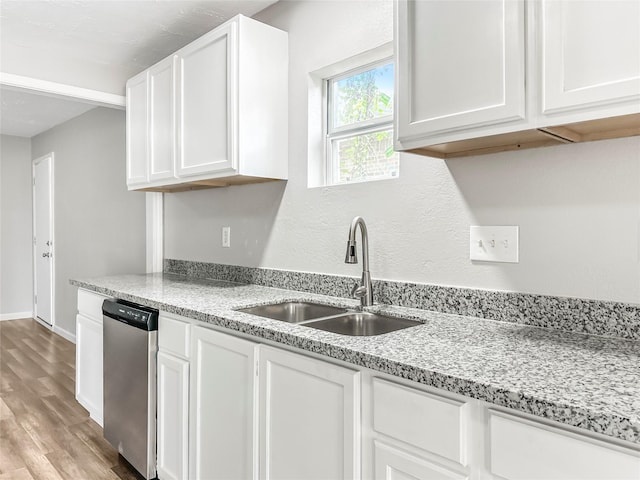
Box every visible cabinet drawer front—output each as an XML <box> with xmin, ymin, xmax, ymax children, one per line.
<box><xmin>159</xmin><ymin>314</ymin><xmax>191</xmax><ymax>359</ymax></box>
<box><xmin>489</xmin><ymin>410</ymin><xmax>640</xmax><ymax>480</ymax></box>
<box><xmin>77</xmin><ymin>289</ymin><xmax>109</xmax><ymax>321</ymax></box>
<box><xmin>373</xmin><ymin>378</ymin><xmax>468</xmax><ymax>465</ymax></box>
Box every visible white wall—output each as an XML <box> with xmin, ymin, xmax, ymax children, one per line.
<box><xmin>0</xmin><ymin>135</ymin><xmax>34</xmax><ymax>318</ymax></box>
<box><xmin>164</xmin><ymin>0</ymin><xmax>640</xmax><ymax>304</ymax></box>
<box><xmin>31</xmin><ymin>107</ymin><xmax>147</xmax><ymax>336</ymax></box>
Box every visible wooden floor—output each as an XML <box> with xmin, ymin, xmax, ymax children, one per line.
<box><xmin>0</xmin><ymin>318</ymin><xmax>142</xmax><ymax>480</ymax></box>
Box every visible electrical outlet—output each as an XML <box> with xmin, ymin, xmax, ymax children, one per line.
<box><xmin>470</xmin><ymin>226</ymin><xmax>519</xmax><ymax>263</ymax></box>
<box><xmin>222</xmin><ymin>227</ymin><xmax>231</xmax><ymax>248</ymax></box>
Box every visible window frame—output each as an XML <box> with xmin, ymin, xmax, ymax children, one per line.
<box><xmin>324</xmin><ymin>56</ymin><xmax>396</xmax><ymax>186</ymax></box>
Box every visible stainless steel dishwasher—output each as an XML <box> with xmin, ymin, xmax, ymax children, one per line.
<box><xmin>102</xmin><ymin>299</ymin><xmax>158</xmax><ymax>480</ymax></box>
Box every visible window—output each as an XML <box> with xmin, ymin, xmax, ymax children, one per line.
<box><xmin>325</xmin><ymin>59</ymin><xmax>399</xmax><ymax>185</ymax></box>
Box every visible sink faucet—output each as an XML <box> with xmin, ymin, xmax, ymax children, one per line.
<box><xmin>344</xmin><ymin>216</ymin><xmax>374</xmax><ymax>307</ymax></box>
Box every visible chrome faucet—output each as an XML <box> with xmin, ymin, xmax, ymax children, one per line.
<box><xmin>345</xmin><ymin>216</ymin><xmax>374</xmax><ymax>307</ymax></box>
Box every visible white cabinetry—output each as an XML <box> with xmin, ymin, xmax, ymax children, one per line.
<box><xmin>176</xmin><ymin>23</ymin><xmax>234</xmax><ymax>178</ymax></box>
<box><xmin>149</xmin><ymin>57</ymin><xmax>175</xmax><ymax>183</ymax></box>
<box><xmin>189</xmin><ymin>326</ymin><xmax>258</xmax><ymax>480</ymax></box>
<box><xmin>395</xmin><ymin>0</ymin><xmax>640</xmax><ymax>158</ymax></box>
<box><xmin>374</xmin><ymin>442</ymin><xmax>467</xmax><ymax>480</ymax></box>
<box><xmin>156</xmin><ymin>315</ymin><xmax>190</xmax><ymax>480</ymax></box>
<box><xmin>126</xmin><ymin>72</ymin><xmax>149</xmax><ymax>187</ymax></box>
<box><xmin>75</xmin><ymin>289</ymin><xmax>109</xmax><ymax>426</ymax></box>
<box><xmin>395</xmin><ymin>0</ymin><xmax>526</xmax><ymax>145</ymax></box>
<box><xmin>126</xmin><ymin>14</ymin><xmax>288</xmax><ymax>191</ymax></box>
<box><xmin>540</xmin><ymin>0</ymin><xmax>640</xmax><ymax>123</ymax></box>
<box><xmin>151</xmin><ymin>313</ymin><xmax>640</xmax><ymax>480</ymax></box>
<box><xmin>489</xmin><ymin>410</ymin><xmax>640</xmax><ymax>480</ymax></box>
<box><xmin>258</xmin><ymin>345</ymin><xmax>360</xmax><ymax>480</ymax></box>
<box><xmin>367</xmin><ymin>377</ymin><xmax>471</xmax><ymax>480</ymax></box>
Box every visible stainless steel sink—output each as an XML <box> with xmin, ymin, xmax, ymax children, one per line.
<box><xmin>238</xmin><ymin>301</ymin><xmax>421</xmax><ymax>336</ymax></box>
<box><xmin>238</xmin><ymin>301</ymin><xmax>348</xmax><ymax>323</ymax></box>
<box><xmin>305</xmin><ymin>312</ymin><xmax>422</xmax><ymax>336</ymax></box>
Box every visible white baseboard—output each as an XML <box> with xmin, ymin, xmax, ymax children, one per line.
<box><xmin>0</xmin><ymin>311</ymin><xmax>33</xmax><ymax>321</ymax></box>
<box><xmin>54</xmin><ymin>325</ymin><xmax>76</xmax><ymax>344</ymax></box>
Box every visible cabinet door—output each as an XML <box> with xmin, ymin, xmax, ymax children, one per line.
<box><xmin>75</xmin><ymin>313</ymin><xmax>103</xmax><ymax>426</ymax></box>
<box><xmin>157</xmin><ymin>352</ymin><xmax>189</xmax><ymax>480</ymax></box>
<box><xmin>541</xmin><ymin>0</ymin><xmax>640</xmax><ymax>118</ymax></box>
<box><xmin>374</xmin><ymin>442</ymin><xmax>468</xmax><ymax>480</ymax></box>
<box><xmin>126</xmin><ymin>71</ymin><xmax>149</xmax><ymax>187</ymax></box>
<box><xmin>190</xmin><ymin>326</ymin><xmax>257</xmax><ymax>480</ymax></box>
<box><xmin>149</xmin><ymin>57</ymin><xmax>176</xmax><ymax>182</ymax></box>
<box><xmin>395</xmin><ymin>0</ymin><xmax>525</xmax><ymax>147</ymax></box>
<box><xmin>259</xmin><ymin>346</ymin><xmax>360</xmax><ymax>480</ymax></box>
<box><xmin>176</xmin><ymin>22</ymin><xmax>237</xmax><ymax>177</ymax></box>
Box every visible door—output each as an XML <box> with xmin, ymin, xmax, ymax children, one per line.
<box><xmin>395</xmin><ymin>0</ymin><xmax>525</xmax><ymax>147</ymax></box>
<box><xmin>190</xmin><ymin>326</ymin><xmax>258</xmax><ymax>480</ymax></box>
<box><xmin>149</xmin><ymin>57</ymin><xmax>176</xmax><ymax>182</ymax></box>
<box><xmin>33</xmin><ymin>153</ymin><xmax>54</xmax><ymax>326</ymax></box>
<box><xmin>75</xmin><ymin>313</ymin><xmax>103</xmax><ymax>425</ymax></box>
<box><xmin>374</xmin><ymin>442</ymin><xmax>468</xmax><ymax>480</ymax></box>
<box><xmin>176</xmin><ymin>21</ymin><xmax>237</xmax><ymax>177</ymax></box>
<box><xmin>126</xmin><ymin>70</ymin><xmax>149</xmax><ymax>187</ymax></box>
<box><xmin>157</xmin><ymin>351</ymin><xmax>189</xmax><ymax>480</ymax></box>
<box><xmin>540</xmin><ymin>0</ymin><xmax>640</xmax><ymax>117</ymax></box>
<box><xmin>259</xmin><ymin>346</ymin><xmax>360</xmax><ymax>480</ymax></box>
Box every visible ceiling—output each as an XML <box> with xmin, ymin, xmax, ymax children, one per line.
<box><xmin>0</xmin><ymin>88</ymin><xmax>97</xmax><ymax>137</ymax></box>
<box><xmin>0</xmin><ymin>0</ymin><xmax>278</xmax><ymax>138</ymax></box>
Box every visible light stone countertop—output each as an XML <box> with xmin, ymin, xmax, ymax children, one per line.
<box><xmin>71</xmin><ymin>273</ymin><xmax>640</xmax><ymax>445</ymax></box>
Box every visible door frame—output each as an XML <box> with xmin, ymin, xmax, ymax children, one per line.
<box><xmin>32</xmin><ymin>152</ymin><xmax>55</xmax><ymax>330</ymax></box>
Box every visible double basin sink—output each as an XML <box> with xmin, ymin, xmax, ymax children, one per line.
<box><xmin>238</xmin><ymin>301</ymin><xmax>421</xmax><ymax>336</ymax></box>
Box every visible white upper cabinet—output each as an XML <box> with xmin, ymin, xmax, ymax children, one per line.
<box><xmin>149</xmin><ymin>57</ymin><xmax>175</xmax><ymax>182</ymax></box>
<box><xmin>395</xmin><ymin>0</ymin><xmax>526</xmax><ymax>146</ymax></box>
<box><xmin>176</xmin><ymin>23</ymin><xmax>235</xmax><ymax>177</ymax></box>
<box><xmin>126</xmin><ymin>15</ymin><xmax>288</xmax><ymax>191</ymax></box>
<box><xmin>396</xmin><ymin>0</ymin><xmax>640</xmax><ymax>158</ymax></box>
<box><xmin>539</xmin><ymin>0</ymin><xmax>640</xmax><ymax>122</ymax></box>
<box><xmin>126</xmin><ymin>71</ymin><xmax>149</xmax><ymax>186</ymax></box>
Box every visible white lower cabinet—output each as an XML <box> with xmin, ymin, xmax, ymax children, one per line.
<box><xmin>157</xmin><ymin>314</ymin><xmax>191</xmax><ymax>480</ymax></box>
<box><xmin>152</xmin><ymin>314</ymin><xmax>640</xmax><ymax>480</ymax></box>
<box><xmin>374</xmin><ymin>442</ymin><xmax>468</xmax><ymax>480</ymax></box>
<box><xmin>259</xmin><ymin>345</ymin><xmax>360</xmax><ymax>480</ymax></box>
<box><xmin>75</xmin><ymin>313</ymin><xmax>104</xmax><ymax>425</ymax></box>
<box><xmin>156</xmin><ymin>352</ymin><xmax>189</xmax><ymax>480</ymax></box>
<box><xmin>75</xmin><ymin>289</ymin><xmax>109</xmax><ymax>426</ymax></box>
<box><xmin>189</xmin><ymin>326</ymin><xmax>258</xmax><ymax>480</ymax></box>
<box><xmin>489</xmin><ymin>410</ymin><xmax>640</xmax><ymax>480</ymax></box>
<box><xmin>366</xmin><ymin>377</ymin><xmax>472</xmax><ymax>480</ymax></box>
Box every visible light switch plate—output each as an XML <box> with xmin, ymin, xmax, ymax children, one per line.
<box><xmin>470</xmin><ymin>226</ymin><xmax>519</xmax><ymax>263</ymax></box>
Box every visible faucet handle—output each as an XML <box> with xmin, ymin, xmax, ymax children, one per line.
<box><xmin>351</xmin><ymin>283</ymin><xmax>367</xmax><ymax>299</ymax></box>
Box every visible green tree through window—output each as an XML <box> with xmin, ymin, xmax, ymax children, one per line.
<box><xmin>327</xmin><ymin>61</ymin><xmax>399</xmax><ymax>184</ymax></box>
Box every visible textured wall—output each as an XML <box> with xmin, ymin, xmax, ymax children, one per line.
<box><xmin>31</xmin><ymin>108</ymin><xmax>146</xmax><ymax>336</ymax></box>
<box><xmin>0</xmin><ymin>135</ymin><xmax>33</xmax><ymax>317</ymax></box>
<box><xmin>164</xmin><ymin>0</ymin><xmax>640</xmax><ymax>304</ymax></box>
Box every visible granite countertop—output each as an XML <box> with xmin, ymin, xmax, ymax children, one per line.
<box><xmin>71</xmin><ymin>273</ymin><xmax>640</xmax><ymax>445</ymax></box>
